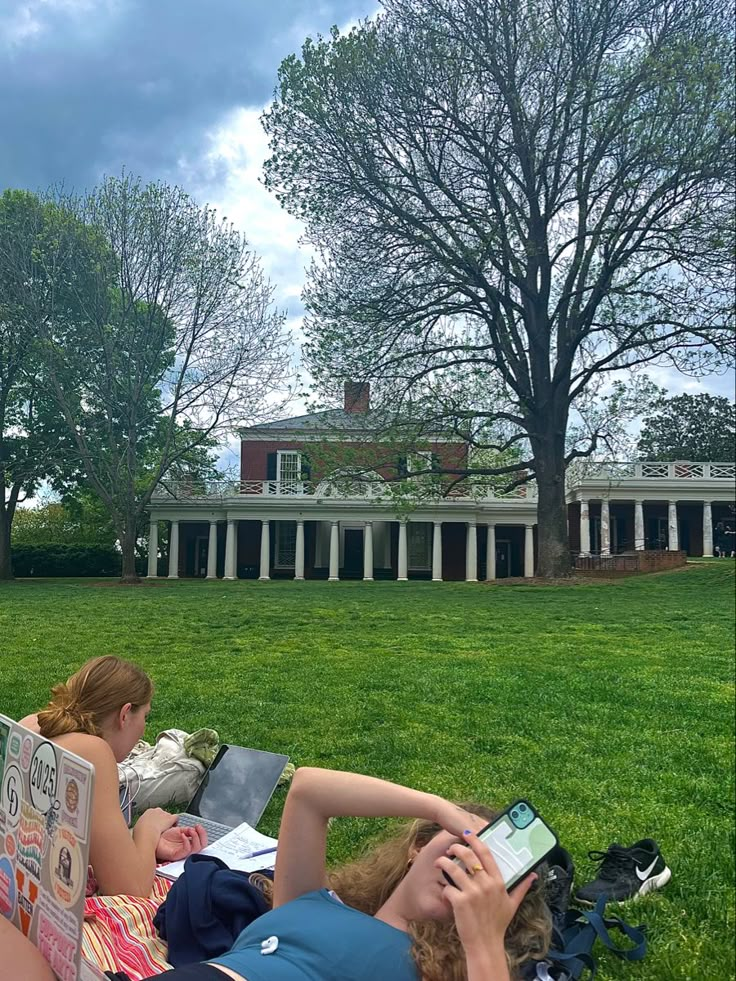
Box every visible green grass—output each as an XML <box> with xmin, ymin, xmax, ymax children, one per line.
<box><xmin>1</xmin><ymin>564</ymin><xmax>734</xmax><ymax>979</ymax></box>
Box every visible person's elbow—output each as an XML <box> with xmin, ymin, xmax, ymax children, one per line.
<box><xmin>96</xmin><ymin>866</ymin><xmax>155</xmax><ymax>898</ymax></box>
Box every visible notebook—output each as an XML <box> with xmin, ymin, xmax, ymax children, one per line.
<box><xmin>0</xmin><ymin>714</ymin><xmax>106</xmax><ymax>980</ymax></box>
<box><xmin>157</xmin><ymin>819</ymin><xmax>279</xmax><ymax>881</ymax></box>
<box><xmin>175</xmin><ymin>743</ymin><xmax>289</xmax><ymax>842</ymax></box>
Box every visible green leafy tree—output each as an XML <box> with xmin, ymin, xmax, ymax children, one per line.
<box><xmin>0</xmin><ymin>190</ymin><xmax>98</xmax><ymax>579</ymax></box>
<box><xmin>39</xmin><ymin>174</ymin><xmax>289</xmax><ymax>582</ymax></box>
<box><xmin>263</xmin><ymin>0</ymin><xmax>734</xmax><ymax>576</ymax></box>
<box><xmin>638</xmin><ymin>393</ymin><xmax>736</xmax><ymax>462</ymax></box>
<box><xmin>12</xmin><ymin>497</ymin><xmax>117</xmax><ymax>547</ymax></box>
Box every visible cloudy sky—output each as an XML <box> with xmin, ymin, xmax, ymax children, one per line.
<box><xmin>1</xmin><ymin>0</ymin><xmax>732</xmax><ymax>471</ymax></box>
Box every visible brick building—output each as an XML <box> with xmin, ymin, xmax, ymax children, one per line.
<box><xmin>147</xmin><ymin>385</ymin><xmax>736</xmax><ymax>580</ymax></box>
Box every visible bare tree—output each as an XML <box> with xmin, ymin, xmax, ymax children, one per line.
<box><xmin>263</xmin><ymin>0</ymin><xmax>735</xmax><ymax>575</ymax></box>
<box><xmin>42</xmin><ymin>175</ymin><xmax>289</xmax><ymax>581</ymax></box>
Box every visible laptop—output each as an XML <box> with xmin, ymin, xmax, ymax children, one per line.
<box><xmin>175</xmin><ymin>744</ymin><xmax>289</xmax><ymax>843</ymax></box>
<box><xmin>0</xmin><ymin>714</ymin><xmax>105</xmax><ymax>980</ymax></box>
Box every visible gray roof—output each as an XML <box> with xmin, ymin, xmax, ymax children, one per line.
<box><xmin>240</xmin><ymin>408</ymin><xmax>397</xmax><ymax>435</ymax></box>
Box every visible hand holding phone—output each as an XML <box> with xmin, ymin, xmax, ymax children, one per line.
<box><xmin>444</xmin><ymin>799</ymin><xmax>557</xmax><ymax>891</ymax></box>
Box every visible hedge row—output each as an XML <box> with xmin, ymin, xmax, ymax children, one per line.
<box><xmin>11</xmin><ymin>544</ymin><xmax>148</xmax><ymax>578</ymax></box>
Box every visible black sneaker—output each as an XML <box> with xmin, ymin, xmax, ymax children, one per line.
<box><xmin>575</xmin><ymin>839</ymin><xmax>671</xmax><ymax>905</ymax></box>
<box><xmin>541</xmin><ymin>845</ymin><xmax>575</xmax><ymax>930</ymax></box>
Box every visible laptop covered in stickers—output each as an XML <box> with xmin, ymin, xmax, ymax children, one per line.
<box><xmin>0</xmin><ymin>713</ymin><xmax>101</xmax><ymax>980</ymax></box>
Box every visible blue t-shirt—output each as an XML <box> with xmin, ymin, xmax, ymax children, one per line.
<box><xmin>209</xmin><ymin>888</ymin><xmax>418</xmax><ymax>981</ymax></box>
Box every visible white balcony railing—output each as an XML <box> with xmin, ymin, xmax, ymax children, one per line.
<box><xmin>151</xmin><ymin>478</ymin><xmax>536</xmax><ymax>503</ymax></box>
<box><xmin>150</xmin><ymin>462</ymin><xmax>734</xmax><ymax>506</ymax></box>
<box><xmin>578</xmin><ymin>462</ymin><xmax>735</xmax><ymax>481</ymax></box>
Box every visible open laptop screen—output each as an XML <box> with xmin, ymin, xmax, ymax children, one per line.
<box><xmin>186</xmin><ymin>744</ymin><xmax>289</xmax><ymax>828</ymax></box>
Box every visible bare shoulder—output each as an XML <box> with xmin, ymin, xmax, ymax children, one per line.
<box><xmin>54</xmin><ymin>733</ymin><xmax>117</xmax><ymax>772</ymax></box>
<box><xmin>17</xmin><ymin>714</ymin><xmax>40</xmax><ymax>733</ymax></box>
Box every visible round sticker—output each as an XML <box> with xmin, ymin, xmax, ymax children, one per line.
<box><xmin>4</xmin><ymin>835</ymin><xmax>16</xmax><ymax>859</ymax></box>
<box><xmin>29</xmin><ymin>742</ymin><xmax>58</xmax><ymax>814</ymax></box>
<box><xmin>21</xmin><ymin>737</ymin><xmax>32</xmax><ymax>771</ymax></box>
<box><xmin>1</xmin><ymin>763</ymin><xmax>22</xmax><ymax>829</ymax></box>
<box><xmin>8</xmin><ymin>733</ymin><xmax>21</xmax><ymax>759</ymax></box>
<box><xmin>0</xmin><ymin>856</ymin><xmax>16</xmax><ymax>920</ymax></box>
<box><xmin>50</xmin><ymin>828</ymin><xmax>83</xmax><ymax>908</ymax></box>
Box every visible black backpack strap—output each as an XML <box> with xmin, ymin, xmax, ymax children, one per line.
<box><xmin>583</xmin><ymin>902</ymin><xmax>648</xmax><ymax>962</ymax></box>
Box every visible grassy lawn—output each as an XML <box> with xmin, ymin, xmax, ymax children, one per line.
<box><xmin>1</xmin><ymin>563</ymin><xmax>734</xmax><ymax>979</ymax></box>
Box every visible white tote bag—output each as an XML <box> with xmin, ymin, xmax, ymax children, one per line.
<box><xmin>117</xmin><ymin>728</ymin><xmax>208</xmax><ymax>814</ymax></box>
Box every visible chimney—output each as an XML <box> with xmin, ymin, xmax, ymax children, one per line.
<box><xmin>343</xmin><ymin>381</ymin><xmax>370</xmax><ymax>414</ymax></box>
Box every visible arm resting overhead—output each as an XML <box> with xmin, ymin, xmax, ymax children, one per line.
<box><xmin>272</xmin><ymin>767</ymin><xmax>442</xmax><ymax>908</ymax></box>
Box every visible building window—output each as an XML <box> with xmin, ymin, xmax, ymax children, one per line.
<box><xmin>408</xmin><ymin>451</ymin><xmax>433</xmax><ymax>478</ymax></box>
<box><xmin>275</xmin><ymin>521</ymin><xmax>297</xmax><ymax>568</ymax></box>
<box><xmin>277</xmin><ymin>451</ymin><xmax>301</xmax><ymax>492</ymax></box>
<box><xmin>408</xmin><ymin>523</ymin><xmax>431</xmax><ymax>570</ymax></box>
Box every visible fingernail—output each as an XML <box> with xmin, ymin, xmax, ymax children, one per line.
<box><xmin>463</xmin><ymin>829</ymin><xmax>473</xmax><ymax>836</ymax></box>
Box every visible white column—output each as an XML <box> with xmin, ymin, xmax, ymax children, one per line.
<box><xmin>206</xmin><ymin>520</ymin><xmax>218</xmax><ymax>579</ymax></box>
<box><xmin>703</xmin><ymin>502</ymin><xmax>713</xmax><ymax>557</ymax></box>
<box><xmin>363</xmin><ymin>522</ymin><xmax>374</xmax><ymax>581</ymax></box>
<box><xmin>147</xmin><ymin>519</ymin><xmax>158</xmax><ymax>577</ymax></box>
<box><xmin>432</xmin><ymin>521</ymin><xmax>443</xmax><ymax>582</ymax></box>
<box><xmin>579</xmin><ymin>499</ymin><xmax>590</xmax><ymax>555</ymax></box>
<box><xmin>634</xmin><ymin>500</ymin><xmax>645</xmax><ymax>551</ymax></box>
<box><xmin>295</xmin><ymin>520</ymin><xmax>305</xmax><ymax>580</ymax></box>
<box><xmin>167</xmin><ymin>520</ymin><xmax>179</xmax><ymax>579</ymax></box>
<box><xmin>397</xmin><ymin>521</ymin><xmax>408</xmax><ymax>581</ymax></box>
<box><xmin>668</xmin><ymin>501</ymin><xmax>679</xmax><ymax>551</ymax></box>
<box><xmin>328</xmin><ymin>521</ymin><xmax>340</xmax><ymax>581</ymax></box>
<box><xmin>600</xmin><ymin>499</ymin><xmax>611</xmax><ymax>556</ymax></box>
<box><xmin>465</xmin><ymin>522</ymin><xmax>478</xmax><ymax>582</ymax></box>
<box><xmin>223</xmin><ymin>519</ymin><xmax>237</xmax><ymax>579</ymax></box>
<box><xmin>524</xmin><ymin>524</ymin><xmax>535</xmax><ymax>578</ymax></box>
<box><xmin>485</xmin><ymin>523</ymin><xmax>496</xmax><ymax>580</ymax></box>
<box><xmin>259</xmin><ymin>520</ymin><xmax>270</xmax><ymax>580</ymax></box>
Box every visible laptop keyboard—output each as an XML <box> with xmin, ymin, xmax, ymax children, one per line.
<box><xmin>177</xmin><ymin>812</ymin><xmax>230</xmax><ymax>843</ymax></box>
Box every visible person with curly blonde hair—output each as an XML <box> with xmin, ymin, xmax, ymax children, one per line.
<box><xmin>19</xmin><ymin>655</ymin><xmax>207</xmax><ymax>896</ymax></box>
<box><xmin>3</xmin><ymin>766</ymin><xmax>551</xmax><ymax>981</ymax></box>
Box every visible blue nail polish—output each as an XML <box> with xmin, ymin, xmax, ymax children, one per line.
<box><xmin>463</xmin><ymin>829</ymin><xmax>472</xmax><ymax>836</ymax></box>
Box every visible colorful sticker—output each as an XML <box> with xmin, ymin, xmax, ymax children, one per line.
<box><xmin>4</xmin><ymin>834</ymin><xmax>16</xmax><ymax>859</ymax></box>
<box><xmin>17</xmin><ymin>800</ymin><xmax>44</xmax><ymax>880</ymax></box>
<box><xmin>60</xmin><ymin>758</ymin><xmax>91</xmax><ymax>843</ymax></box>
<box><xmin>15</xmin><ymin>866</ymin><xmax>39</xmax><ymax>937</ymax></box>
<box><xmin>21</xmin><ymin>736</ymin><xmax>33</xmax><ymax>771</ymax></box>
<box><xmin>38</xmin><ymin>889</ymin><xmax>80</xmax><ymax>981</ymax></box>
<box><xmin>0</xmin><ymin>720</ymin><xmax>10</xmax><ymax>790</ymax></box>
<box><xmin>50</xmin><ymin>827</ymin><xmax>83</xmax><ymax>909</ymax></box>
<box><xmin>0</xmin><ymin>855</ymin><xmax>16</xmax><ymax>920</ymax></box>
<box><xmin>1</xmin><ymin>763</ymin><xmax>22</xmax><ymax>830</ymax></box>
<box><xmin>8</xmin><ymin>732</ymin><xmax>21</xmax><ymax>759</ymax></box>
<box><xmin>29</xmin><ymin>741</ymin><xmax>58</xmax><ymax>814</ymax></box>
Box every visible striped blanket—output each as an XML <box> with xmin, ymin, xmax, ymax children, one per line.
<box><xmin>82</xmin><ymin>877</ymin><xmax>173</xmax><ymax>980</ymax></box>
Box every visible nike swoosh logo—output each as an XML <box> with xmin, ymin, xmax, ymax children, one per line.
<box><xmin>636</xmin><ymin>856</ymin><xmax>659</xmax><ymax>881</ymax></box>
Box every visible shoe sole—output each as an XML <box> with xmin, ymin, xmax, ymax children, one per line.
<box><xmin>575</xmin><ymin>866</ymin><xmax>672</xmax><ymax>906</ymax></box>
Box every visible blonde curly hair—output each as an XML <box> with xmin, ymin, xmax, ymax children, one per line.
<box><xmin>253</xmin><ymin>803</ymin><xmax>551</xmax><ymax>981</ymax></box>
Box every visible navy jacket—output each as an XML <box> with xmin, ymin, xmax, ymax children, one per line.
<box><xmin>153</xmin><ymin>854</ymin><xmax>270</xmax><ymax>966</ymax></box>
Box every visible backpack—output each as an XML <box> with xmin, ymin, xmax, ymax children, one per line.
<box><xmin>520</xmin><ymin>895</ymin><xmax>648</xmax><ymax>980</ymax></box>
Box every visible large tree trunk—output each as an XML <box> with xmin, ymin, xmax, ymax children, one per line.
<box><xmin>0</xmin><ymin>510</ymin><xmax>12</xmax><ymax>580</ymax></box>
<box><xmin>119</xmin><ymin>529</ymin><xmax>140</xmax><ymax>584</ymax></box>
<box><xmin>530</xmin><ymin>417</ymin><xmax>572</xmax><ymax>578</ymax></box>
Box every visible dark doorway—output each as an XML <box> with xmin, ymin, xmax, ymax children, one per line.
<box><xmin>678</xmin><ymin>519</ymin><xmax>690</xmax><ymax>554</ymax></box>
<box><xmin>343</xmin><ymin>529</ymin><xmax>364</xmax><ymax>578</ymax></box>
<box><xmin>496</xmin><ymin>540</ymin><xmax>511</xmax><ymax>578</ymax></box>
<box><xmin>195</xmin><ymin>536</ymin><xmax>208</xmax><ymax>578</ymax></box>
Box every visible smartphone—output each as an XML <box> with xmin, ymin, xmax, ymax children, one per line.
<box><xmin>445</xmin><ymin>799</ymin><xmax>558</xmax><ymax>891</ymax></box>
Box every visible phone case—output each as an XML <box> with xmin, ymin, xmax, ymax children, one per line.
<box><xmin>447</xmin><ymin>798</ymin><xmax>559</xmax><ymax>891</ymax></box>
